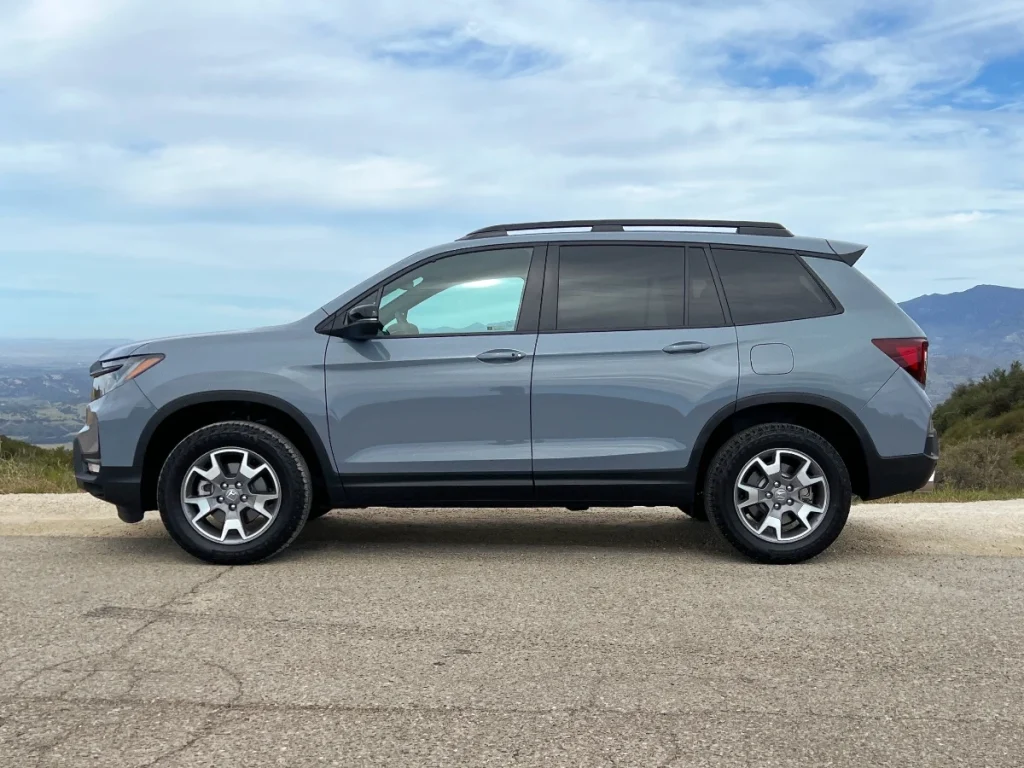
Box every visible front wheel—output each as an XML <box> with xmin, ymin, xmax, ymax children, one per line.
<box><xmin>157</xmin><ymin>421</ymin><xmax>313</xmax><ymax>564</ymax></box>
<box><xmin>703</xmin><ymin>424</ymin><xmax>851</xmax><ymax>564</ymax></box>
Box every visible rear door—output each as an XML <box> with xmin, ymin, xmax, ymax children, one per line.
<box><xmin>530</xmin><ymin>243</ymin><xmax>739</xmax><ymax>504</ymax></box>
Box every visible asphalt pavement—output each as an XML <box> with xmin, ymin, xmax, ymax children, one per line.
<box><xmin>1</xmin><ymin>495</ymin><xmax>1023</xmax><ymax>767</ymax></box>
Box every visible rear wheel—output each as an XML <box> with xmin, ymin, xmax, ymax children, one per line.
<box><xmin>703</xmin><ymin>423</ymin><xmax>851</xmax><ymax>563</ymax></box>
<box><xmin>157</xmin><ymin>421</ymin><xmax>312</xmax><ymax>564</ymax></box>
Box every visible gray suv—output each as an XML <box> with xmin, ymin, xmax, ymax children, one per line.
<box><xmin>75</xmin><ymin>219</ymin><xmax>937</xmax><ymax>565</ymax></box>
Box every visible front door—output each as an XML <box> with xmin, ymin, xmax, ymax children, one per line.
<box><xmin>325</xmin><ymin>245</ymin><xmax>543</xmax><ymax>505</ymax></box>
<box><xmin>530</xmin><ymin>243</ymin><xmax>739</xmax><ymax>504</ymax></box>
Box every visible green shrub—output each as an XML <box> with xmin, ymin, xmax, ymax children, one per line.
<box><xmin>937</xmin><ymin>436</ymin><xmax>1024</xmax><ymax>492</ymax></box>
<box><xmin>934</xmin><ymin>361</ymin><xmax>1024</xmax><ymax>435</ymax></box>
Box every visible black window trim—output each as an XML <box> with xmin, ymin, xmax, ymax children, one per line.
<box><xmin>316</xmin><ymin>243</ymin><xmax>547</xmax><ymax>339</ymax></box>
<box><xmin>538</xmin><ymin>240</ymin><xmax>731</xmax><ymax>334</ymax></box>
<box><xmin>708</xmin><ymin>244</ymin><xmax>845</xmax><ymax>327</ymax></box>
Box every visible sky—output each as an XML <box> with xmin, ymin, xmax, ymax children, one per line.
<box><xmin>0</xmin><ymin>0</ymin><xmax>1022</xmax><ymax>339</ymax></box>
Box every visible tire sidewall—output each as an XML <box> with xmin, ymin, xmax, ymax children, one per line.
<box><xmin>706</xmin><ymin>426</ymin><xmax>852</xmax><ymax>561</ymax></box>
<box><xmin>158</xmin><ymin>423</ymin><xmax>311</xmax><ymax>563</ymax></box>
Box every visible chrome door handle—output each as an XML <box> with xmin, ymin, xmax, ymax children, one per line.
<box><xmin>663</xmin><ymin>341</ymin><xmax>710</xmax><ymax>354</ymax></box>
<box><xmin>477</xmin><ymin>349</ymin><xmax>526</xmax><ymax>363</ymax></box>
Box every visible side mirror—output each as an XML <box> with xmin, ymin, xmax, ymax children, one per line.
<box><xmin>335</xmin><ymin>303</ymin><xmax>383</xmax><ymax>341</ymax></box>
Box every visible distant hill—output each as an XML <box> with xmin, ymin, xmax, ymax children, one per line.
<box><xmin>0</xmin><ymin>340</ymin><xmax>117</xmax><ymax>444</ymax></box>
<box><xmin>899</xmin><ymin>285</ymin><xmax>1024</xmax><ymax>402</ymax></box>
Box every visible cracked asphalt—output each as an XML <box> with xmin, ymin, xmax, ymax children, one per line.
<box><xmin>2</xmin><ymin>495</ymin><xmax>1023</xmax><ymax>767</ymax></box>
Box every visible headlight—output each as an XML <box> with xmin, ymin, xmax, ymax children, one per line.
<box><xmin>90</xmin><ymin>354</ymin><xmax>164</xmax><ymax>400</ymax></box>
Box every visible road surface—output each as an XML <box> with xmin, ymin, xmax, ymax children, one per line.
<box><xmin>2</xmin><ymin>495</ymin><xmax>1023</xmax><ymax>766</ymax></box>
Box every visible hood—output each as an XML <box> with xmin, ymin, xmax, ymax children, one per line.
<box><xmin>95</xmin><ymin>310</ymin><xmax>328</xmax><ymax>361</ymax></box>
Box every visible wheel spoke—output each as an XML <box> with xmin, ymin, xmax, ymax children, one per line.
<box><xmin>794</xmin><ymin>503</ymin><xmax>825</xmax><ymax>529</ymax></box>
<box><xmin>193</xmin><ymin>453</ymin><xmax>225</xmax><ymax>482</ymax></box>
<box><xmin>755</xmin><ymin>451</ymin><xmax>782</xmax><ymax>478</ymax></box>
<box><xmin>736</xmin><ymin>482</ymin><xmax>766</xmax><ymax>509</ymax></box>
<box><xmin>185</xmin><ymin>496</ymin><xmax>214</xmax><ymax>524</ymax></box>
<box><xmin>237</xmin><ymin>451</ymin><xmax>269</xmax><ymax>481</ymax></box>
<box><xmin>219</xmin><ymin>508</ymin><xmax>246</xmax><ymax>542</ymax></box>
<box><xmin>250</xmin><ymin>493</ymin><xmax>278</xmax><ymax>519</ymax></box>
<box><xmin>757</xmin><ymin>509</ymin><xmax>784</xmax><ymax>540</ymax></box>
<box><xmin>794</xmin><ymin>457</ymin><xmax>824</xmax><ymax>490</ymax></box>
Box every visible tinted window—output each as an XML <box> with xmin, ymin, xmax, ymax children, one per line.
<box><xmin>556</xmin><ymin>245</ymin><xmax>685</xmax><ymax>331</ymax></box>
<box><xmin>686</xmin><ymin>249</ymin><xmax>725</xmax><ymax>327</ymax></box>
<box><xmin>712</xmin><ymin>249</ymin><xmax>836</xmax><ymax>325</ymax></box>
<box><xmin>379</xmin><ymin>248</ymin><xmax>533</xmax><ymax>336</ymax></box>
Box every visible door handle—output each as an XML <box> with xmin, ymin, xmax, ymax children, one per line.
<box><xmin>663</xmin><ymin>341</ymin><xmax>710</xmax><ymax>354</ymax></box>
<box><xmin>476</xmin><ymin>349</ymin><xmax>526</xmax><ymax>363</ymax></box>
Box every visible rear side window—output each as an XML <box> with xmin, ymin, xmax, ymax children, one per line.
<box><xmin>712</xmin><ymin>248</ymin><xmax>836</xmax><ymax>325</ymax></box>
<box><xmin>556</xmin><ymin>245</ymin><xmax>686</xmax><ymax>331</ymax></box>
<box><xmin>686</xmin><ymin>248</ymin><xmax>725</xmax><ymax>327</ymax></box>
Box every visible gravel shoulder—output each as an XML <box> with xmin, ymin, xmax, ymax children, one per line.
<box><xmin>1</xmin><ymin>493</ymin><xmax>1022</xmax><ymax>557</ymax></box>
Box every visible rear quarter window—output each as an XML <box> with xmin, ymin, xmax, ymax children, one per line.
<box><xmin>711</xmin><ymin>248</ymin><xmax>837</xmax><ymax>325</ymax></box>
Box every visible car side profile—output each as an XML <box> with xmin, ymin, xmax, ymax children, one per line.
<box><xmin>75</xmin><ymin>219</ymin><xmax>937</xmax><ymax>565</ymax></box>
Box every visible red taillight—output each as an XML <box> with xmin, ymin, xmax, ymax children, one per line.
<box><xmin>872</xmin><ymin>338</ymin><xmax>928</xmax><ymax>386</ymax></box>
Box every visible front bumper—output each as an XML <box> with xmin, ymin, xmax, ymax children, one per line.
<box><xmin>74</xmin><ymin>441</ymin><xmax>146</xmax><ymax>520</ymax></box>
<box><xmin>72</xmin><ymin>379</ymin><xmax>154</xmax><ymax>522</ymax></box>
<box><xmin>862</xmin><ymin>427</ymin><xmax>939</xmax><ymax>500</ymax></box>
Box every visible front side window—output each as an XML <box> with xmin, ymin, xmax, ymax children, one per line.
<box><xmin>556</xmin><ymin>245</ymin><xmax>686</xmax><ymax>331</ymax></box>
<box><xmin>712</xmin><ymin>248</ymin><xmax>836</xmax><ymax>325</ymax></box>
<box><xmin>378</xmin><ymin>247</ymin><xmax>533</xmax><ymax>336</ymax></box>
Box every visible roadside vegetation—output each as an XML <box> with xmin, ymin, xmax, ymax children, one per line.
<box><xmin>2</xmin><ymin>362</ymin><xmax>1024</xmax><ymax>499</ymax></box>
<box><xmin>920</xmin><ymin>361</ymin><xmax>1024</xmax><ymax>500</ymax></box>
<box><xmin>0</xmin><ymin>435</ymin><xmax>77</xmax><ymax>494</ymax></box>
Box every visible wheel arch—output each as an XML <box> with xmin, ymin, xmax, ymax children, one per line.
<box><xmin>136</xmin><ymin>391</ymin><xmax>340</xmax><ymax>512</ymax></box>
<box><xmin>686</xmin><ymin>393</ymin><xmax>875</xmax><ymax>506</ymax></box>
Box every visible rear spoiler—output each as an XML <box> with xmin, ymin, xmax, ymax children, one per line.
<box><xmin>827</xmin><ymin>239</ymin><xmax>867</xmax><ymax>266</ymax></box>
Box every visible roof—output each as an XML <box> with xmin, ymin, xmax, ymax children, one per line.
<box><xmin>448</xmin><ymin>219</ymin><xmax>865</xmax><ymax>265</ymax></box>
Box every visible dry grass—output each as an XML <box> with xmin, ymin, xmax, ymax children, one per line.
<box><xmin>0</xmin><ymin>437</ymin><xmax>78</xmax><ymax>494</ymax></box>
<box><xmin>862</xmin><ymin>488</ymin><xmax>1024</xmax><ymax>504</ymax></box>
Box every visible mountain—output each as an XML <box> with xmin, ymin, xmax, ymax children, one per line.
<box><xmin>898</xmin><ymin>285</ymin><xmax>1024</xmax><ymax>402</ymax></box>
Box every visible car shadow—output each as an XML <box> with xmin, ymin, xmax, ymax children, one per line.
<box><xmin>291</xmin><ymin>508</ymin><xmax>734</xmax><ymax>556</ymax></box>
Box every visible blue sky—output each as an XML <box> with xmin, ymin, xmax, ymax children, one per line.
<box><xmin>1</xmin><ymin>0</ymin><xmax>1023</xmax><ymax>338</ymax></box>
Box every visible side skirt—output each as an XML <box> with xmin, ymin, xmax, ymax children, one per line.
<box><xmin>335</xmin><ymin>471</ymin><xmax>692</xmax><ymax>508</ymax></box>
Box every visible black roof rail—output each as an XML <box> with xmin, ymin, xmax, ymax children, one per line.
<box><xmin>460</xmin><ymin>219</ymin><xmax>793</xmax><ymax>240</ymax></box>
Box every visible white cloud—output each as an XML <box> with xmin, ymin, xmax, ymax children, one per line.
<box><xmin>116</xmin><ymin>145</ymin><xmax>444</xmax><ymax>208</ymax></box>
<box><xmin>2</xmin><ymin>0</ymin><xmax>1024</xmax><ymax>336</ymax></box>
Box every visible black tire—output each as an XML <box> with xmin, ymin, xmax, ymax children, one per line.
<box><xmin>678</xmin><ymin>506</ymin><xmax>708</xmax><ymax>521</ymax></box>
<box><xmin>157</xmin><ymin>421</ymin><xmax>312</xmax><ymax>565</ymax></box>
<box><xmin>704</xmin><ymin>423</ymin><xmax>852</xmax><ymax>564</ymax></box>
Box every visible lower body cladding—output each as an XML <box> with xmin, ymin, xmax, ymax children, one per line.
<box><xmin>860</xmin><ymin>425</ymin><xmax>938</xmax><ymax>500</ymax></box>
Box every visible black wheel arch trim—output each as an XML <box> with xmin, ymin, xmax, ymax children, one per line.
<box><xmin>684</xmin><ymin>392</ymin><xmax>882</xmax><ymax>495</ymax></box>
<box><xmin>134</xmin><ymin>390</ymin><xmax>344</xmax><ymax>507</ymax></box>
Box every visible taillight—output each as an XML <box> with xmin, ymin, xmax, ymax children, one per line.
<box><xmin>872</xmin><ymin>338</ymin><xmax>928</xmax><ymax>387</ymax></box>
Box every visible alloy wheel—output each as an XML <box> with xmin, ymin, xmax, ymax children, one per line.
<box><xmin>180</xmin><ymin>447</ymin><xmax>281</xmax><ymax>544</ymax></box>
<box><xmin>733</xmin><ymin>448</ymin><xmax>830</xmax><ymax>543</ymax></box>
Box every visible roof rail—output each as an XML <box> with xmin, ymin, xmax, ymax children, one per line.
<box><xmin>460</xmin><ymin>219</ymin><xmax>793</xmax><ymax>240</ymax></box>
